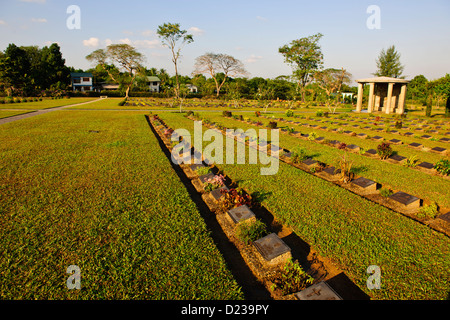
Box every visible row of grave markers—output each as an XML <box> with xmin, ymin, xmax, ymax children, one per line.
<box><xmin>148</xmin><ymin>115</ymin><xmax>344</xmax><ymax>300</ymax></box>
<box><xmin>186</xmin><ymin>113</ymin><xmax>450</xmax><ymax>236</ymax></box>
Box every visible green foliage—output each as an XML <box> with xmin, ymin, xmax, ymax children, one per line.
<box><xmin>403</xmin><ymin>155</ymin><xmax>420</xmax><ymax>168</ymax></box>
<box><xmin>374</xmin><ymin>45</ymin><xmax>404</xmax><ymax>78</ymax></box>
<box><xmin>290</xmin><ymin>146</ymin><xmax>308</xmax><ymax>164</ymax></box>
<box><xmin>316</xmin><ymin>110</ymin><xmax>324</xmax><ymax>117</ymax></box>
<box><xmin>220</xmin><ymin>188</ymin><xmax>252</xmax><ymax>211</ymax></box>
<box><xmin>417</xmin><ymin>202</ymin><xmax>439</xmax><ymax>219</ymax></box>
<box><xmin>379</xmin><ymin>188</ymin><xmax>394</xmax><ymax>198</ymax></box>
<box><xmin>195</xmin><ymin>166</ymin><xmax>212</xmax><ymax>176</ymax></box>
<box><xmin>285</xmin><ymin>110</ymin><xmax>294</xmax><ymax>117</ymax></box>
<box><xmin>235</xmin><ymin>219</ymin><xmax>269</xmax><ymax>245</ymax></box>
<box><xmin>268</xmin><ymin>121</ymin><xmax>277</xmax><ymax>129</ymax></box>
<box><xmin>376</xmin><ymin>142</ymin><xmax>393</xmax><ymax>160</ymax></box>
<box><xmin>434</xmin><ymin>159</ymin><xmax>450</xmax><ymax>176</ymax></box>
<box><xmin>268</xmin><ymin>258</ymin><xmax>314</xmax><ymax>295</ymax></box>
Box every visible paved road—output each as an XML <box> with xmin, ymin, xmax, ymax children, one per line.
<box><xmin>0</xmin><ymin>99</ymin><xmax>101</xmax><ymax>125</ymax></box>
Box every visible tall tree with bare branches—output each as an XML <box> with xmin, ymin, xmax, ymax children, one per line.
<box><xmin>157</xmin><ymin>22</ymin><xmax>193</xmax><ymax>99</ymax></box>
<box><xmin>192</xmin><ymin>52</ymin><xmax>248</xmax><ymax>97</ymax></box>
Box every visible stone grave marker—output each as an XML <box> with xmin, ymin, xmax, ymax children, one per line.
<box><xmin>351</xmin><ymin>177</ymin><xmax>377</xmax><ymax>193</ymax></box>
<box><xmin>408</xmin><ymin>142</ymin><xmax>422</xmax><ymax>149</ymax></box>
<box><xmin>227</xmin><ymin>205</ymin><xmax>256</xmax><ymax>224</ymax></box>
<box><xmin>302</xmin><ymin>158</ymin><xmax>318</xmax><ymax>169</ymax></box>
<box><xmin>387</xmin><ymin>154</ymin><xmax>407</xmax><ymax>164</ymax></box>
<box><xmin>315</xmin><ymin>137</ymin><xmax>325</xmax><ymax>143</ymax></box>
<box><xmin>210</xmin><ymin>186</ymin><xmax>229</xmax><ymax>202</ymax></box>
<box><xmin>364</xmin><ymin>149</ymin><xmax>377</xmax><ymax>157</ymax></box>
<box><xmin>439</xmin><ymin>137</ymin><xmax>450</xmax><ymax>143</ymax></box>
<box><xmin>438</xmin><ymin>211</ymin><xmax>450</xmax><ymax>224</ymax></box>
<box><xmin>346</xmin><ymin>144</ymin><xmax>360</xmax><ymax>152</ymax></box>
<box><xmin>389</xmin><ymin>191</ymin><xmax>420</xmax><ymax>210</ymax></box>
<box><xmin>421</xmin><ymin>135</ymin><xmax>432</xmax><ymax>139</ymax></box>
<box><xmin>403</xmin><ymin>132</ymin><xmax>414</xmax><ymax>137</ymax></box>
<box><xmin>295</xmin><ymin>281</ymin><xmax>342</xmax><ymax>301</ymax></box>
<box><xmin>389</xmin><ymin>139</ymin><xmax>403</xmax><ymax>145</ymax></box>
<box><xmin>417</xmin><ymin>162</ymin><xmax>435</xmax><ymax>173</ymax></box>
<box><xmin>372</xmin><ymin>136</ymin><xmax>384</xmax><ymax>141</ymax></box>
<box><xmin>431</xmin><ymin>147</ymin><xmax>447</xmax><ymax>154</ymax></box>
<box><xmin>253</xmin><ymin>233</ymin><xmax>292</xmax><ymax>267</ymax></box>
<box><xmin>357</xmin><ymin>133</ymin><xmax>367</xmax><ymax>138</ymax></box>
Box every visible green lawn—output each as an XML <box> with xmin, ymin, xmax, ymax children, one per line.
<box><xmin>0</xmin><ymin>97</ymin><xmax>97</xmax><ymax>110</ymax></box>
<box><xmin>157</xmin><ymin>112</ymin><xmax>450</xmax><ymax>300</ymax></box>
<box><xmin>0</xmin><ymin>110</ymin><xmax>243</xmax><ymax>299</ymax></box>
<box><xmin>197</xmin><ymin>112</ymin><xmax>450</xmax><ymax>208</ymax></box>
<box><xmin>0</xmin><ymin>110</ymin><xmax>34</xmax><ymax>119</ymax></box>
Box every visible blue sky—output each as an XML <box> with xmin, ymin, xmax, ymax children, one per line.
<box><xmin>0</xmin><ymin>0</ymin><xmax>449</xmax><ymax>84</ymax></box>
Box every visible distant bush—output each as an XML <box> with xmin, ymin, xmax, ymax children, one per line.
<box><xmin>434</xmin><ymin>159</ymin><xmax>450</xmax><ymax>176</ymax></box>
<box><xmin>418</xmin><ymin>202</ymin><xmax>439</xmax><ymax>219</ymax></box>
<box><xmin>268</xmin><ymin>121</ymin><xmax>277</xmax><ymax>129</ymax></box>
<box><xmin>285</xmin><ymin>110</ymin><xmax>294</xmax><ymax>117</ymax></box>
<box><xmin>222</xmin><ymin>110</ymin><xmax>232</xmax><ymax>117</ymax></box>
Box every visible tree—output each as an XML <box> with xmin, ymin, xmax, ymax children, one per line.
<box><xmin>86</xmin><ymin>44</ymin><xmax>144</xmax><ymax>98</ymax></box>
<box><xmin>407</xmin><ymin>75</ymin><xmax>428</xmax><ymax>101</ymax></box>
<box><xmin>0</xmin><ymin>44</ymin><xmax>31</xmax><ymax>96</ymax></box>
<box><xmin>279</xmin><ymin>33</ymin><xmax>324</xmax><ymax>102</ymax></box>
<box><xmin>192</xmin><ymin>52</ymin><xmax>247</xmax><ymax>97</ymax></box>
<box><xmin>157</xmin><ymin>22</ymin><xmax>193</xmax><ymax>99</ymax></box>
<box><xmin>374</xmin><ymin>45</ymin><xmax>404</xmax><ymax>78</ymax></box>
<box><xmin>314</xmin><ymin>68</ymin><xmax>352</xmax><ymax>97</ymax></box>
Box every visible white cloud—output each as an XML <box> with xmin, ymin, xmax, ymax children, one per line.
<box><xmin>31</xmin><ymin>18</ymin><xmax>47</xmax><ymax>23</ymax></box>
<box><xmin>0</xmin><ymin>20</ymin><xmax>7</xmax><ymax>26</ymax></box>
<box><xmin>104</xmin><ymin>38</ymin><xmax>113</xmax><ymax>46</ymax></box>
<box><xmin>141</xmin><ymin>29</ymin><xmax>154</xmax><ymax>37</ymax></box>
<box><xmin>83</xmin><ymin>37</ymin><xmax>100</xmax><ymax>47</ymax></box>
<box><xmin>44</xmin><ymin>41</ymin><xmax>59</xmax><ymax>46</ymax></box>
<box><xmin>188</xmin><ymin>26</ymin><xmax>205</xmax><ymax>36</ymax></box>
<box><xmin>133</xmin><ymin>39</ymin><xmax>159</xmax><ymax>48</ymax></box>
<box><xmin>119</xmin><ymin>38</ymin><xmax>132</xmax><ymax>45</ymax></box>
<box><xmin>246</xmin><ymin>54</ymin><xmax>263</xmax><ymax>63</ymax></box>
<box><xmin>256</xmin><ymin>16</ymin><xmax>268</xmax><ymax>22</ymax></box>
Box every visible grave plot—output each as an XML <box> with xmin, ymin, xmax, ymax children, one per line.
<box><xmin>350</xmin><ymin>177</ymin><xmax>377</xmax><ymax>195</ymax></box>
<box><xmin>253</xmin><ymin>233</ymin><xmax>292</xmax><ymax>267</ymax></box>
<box><xmin>388</xmin><ymin>191</ymin><xmax>421</xmax><ymax>212</ymax></box>
<box><xmin>226</xmin><ymin>205</ymin><xmax>256</xmax><ymax>225</ymax></box>
<box><xmin>295</xmin><ymin>281</ymin><xmax>342</xmax><ymax>301</ymax></box>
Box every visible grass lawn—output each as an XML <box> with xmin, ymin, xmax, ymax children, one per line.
<box><xmin>0</xmin><ymin>110</ymin><xmax>243</xmax><ymax>299</ymax></box>
<box><xmin>157</xmin><ymin>111</ymin><xmax>450</xmax><ymax>300</ymax></box>
<box><xmin>198</xmin><ymin>112</ymin><xmax>450</xmax><ymax>208</ymax></box>
<box><xmin>0</xmin><ymin>97</ymin><xmax>97</xmax><ymax>110</ymax></box>
<box><xmin>0</xmin><ymin>110</ymin><xmax>35</xmax><ymax>119</ymax></box>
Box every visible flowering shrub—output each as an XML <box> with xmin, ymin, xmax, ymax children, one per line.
<box><xmin>268</xmin><ymin>121</ymin><xmax>277</xmax><ymax>129</ymax></box>
<box><xmin>220</xmin><ymin>188</ymin><xmax>252</xmax><ymax>210</ymax></box>
<box><xmin>377</xmin><ymin>142</ymin><xmax>393</xmax><ymax>159</ymax></box>
<box><xmin>204</xmin><ymin>174</ymin><xmax>226</xmax><ymax>192</ymax></box>
<box><xmin>337</xmin><ymin>142</ymin><xmax>347</xmax><ymax>150</ymax></box>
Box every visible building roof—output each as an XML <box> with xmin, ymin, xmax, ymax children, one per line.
<box><xmin>71</xmin><ymin>72</ymin><xmax>93</xmax><ymax>77</ymax></box>
<box><xmin>355</xmin><ymin>76</ymin><xmax>410</xmax><ymax>84</ymax></box>
<box><xmin>147</xmin><ymin>76</ymin><xmax>161</xmax><ymax>82</ymax></box>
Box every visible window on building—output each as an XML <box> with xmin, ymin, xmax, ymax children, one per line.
<box><xmin>73</xmin><ymin>78</ymin><xmax>81</xmax><ymax>84</ymax></box>
<box><xmin>83</xmin><ymin>77</ymin><xmax>90</xmax><ymax>82</ymax></box>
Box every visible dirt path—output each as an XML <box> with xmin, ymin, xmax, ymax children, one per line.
<box><xmin>0</xmin><ymin>99</ymin><xmax>101</xmax><ymax>125</ymax></box>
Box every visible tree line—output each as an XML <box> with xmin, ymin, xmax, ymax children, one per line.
<box><xmin>1</xmin><ymin>22</ymin><xmax>449</xmax><ymax>117</ymax></box>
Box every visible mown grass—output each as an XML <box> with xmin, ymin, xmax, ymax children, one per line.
<box><xmin>0</xmin><ymin>110</ymin><xmax>243</xmax><ymax>299</ymax></box>
<box><xmin>201</xmin><ymin>112</ymin><xmax>450</xmax><ymax>208</ymax></box>
<box><xmin>158</xmin><ymin>112</ymin><xmax>450</xmax><ymax>300</ymax></box>
<box><xmin>0</xmin><ymin>110</ymin><xmax>34</xmax><ymax>119</ymax></box>
<box><xmin>0</xmin><ymin>97</ymin><xmax>97</xmax><ymax>110</ymax></box>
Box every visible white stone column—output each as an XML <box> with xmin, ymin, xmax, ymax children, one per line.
<box><xmin>367</xmin><ymin>82</ymin><xmax>375</xmax><ymax>113</ymax></box>
<box><xmin>356</xmin><ymin>82</ymin><xmax>364</xmax><ymax>112</ymax></box>
<box><xmin>385</xmin><ymin>82</ymin><xmax>394</xmax><ymax>114</ymax></box>
<box><xmin>397</xmin><ymin>84</ymin><xmax>407</xmax><ymax>114</ymax></box>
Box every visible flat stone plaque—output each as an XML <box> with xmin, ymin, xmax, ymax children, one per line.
<box><xmin>439</xmin><ymin>137</ymin><xmax>450</xmax><ymax>143</ymax></box>
<box><xmin>357</xmin><ymin>133</ymin><xmax>367</xmax><ymax>138</ymax></box>
<box><xmin>295</xmin><ymin>281</ymin><xmax>342</xmax><ymax>301</ymax></box>
<box><xmin>364</xmin><ymin>149</ymin><xmax>377</xmax><ymax>156</ymax></box>
<box><xmin>387</xmin><ymin>154</ymin><xmax>406</xmax><ymax>163</ymax></box>
<box><xmin>421</xmin><ymin>135</ymin><xmax>432</xmax><ymax>139</ymax></box>
<box><xmin>210</xmin><ymin>186</ymin><xmax>229</xmax><ymax>201</ymax></box>
<box><xmin>438</xmin><ymin>211</ymin><xmax>450</xmax><ymax>223</ymax></box>
<box><xmin>302</xmin><ymin>158</ymin><xmax>318</xmax><ymax>167</ymax></box>
<box><xmin>315</xmin><ymin>137</ymin><xmax>325</xmax><ymax>143</ymax></box>
<box><xmin>408</xmin><ymin>142</ymin><xmax>422</xmax><ymax>149</ymax></box>
<box><xmin>389</xmin><ymin>139</ymin><xmax>402</xmax><ymax>145</ymax></box>
<box><xmin>190</xmin><ymin>164</ymin><xmax>206</xmax><ymax>171</ymax></box>
<box><xmin>372</xmin><ymin>135</ymin><xmax>384</xmax><ymax>141</ymax></box>
<box><xmin>346</xmin><ymin>144</ymin><xmax>360</xmax><ymax>152</ymax></box>
<box><xmin>253</xmin><ymin>233</ymin><xmax>291</xmax><ymax>263</ymax></box>
<box><xmin>417</xmin><ymin>162</ymin><xmax>435</xmax><ymax>170</ymax></box>
<box><xmin>227</xmin><ymin>205</ymin><xmax>255</xmax><ymax>224</ymax></box>
<box><xmin>403</xmin><ymin>132</ymin><xmax>414</xmax><ymax>137</ymax></box>
<box><xmin>389</xmin><ymin>191</ymin><xmax>420</xmax><ymax>209</ymax></box>
<box><xmin>199</xmin><ymin>173</ymin><xmax>216</xmax><ymax>184</ymax></box>
<box><xmin>351</xmin><ymin>177</ymin><xmax>377</xmax><ymax>192</ymax></box>
<box><xmin>323</xmin><ymin>166</ymin><xmax>341</xmax><ymax>176</ymax></box>
<box><xmin>431</xmin><ymin>147</ymin><xmax>447</xmax><ymax>154</ymax></box>
<box><xmin>343</xmin><ymin>130</ymin><xmax>354</xmax><ymax>135</ymax></box>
